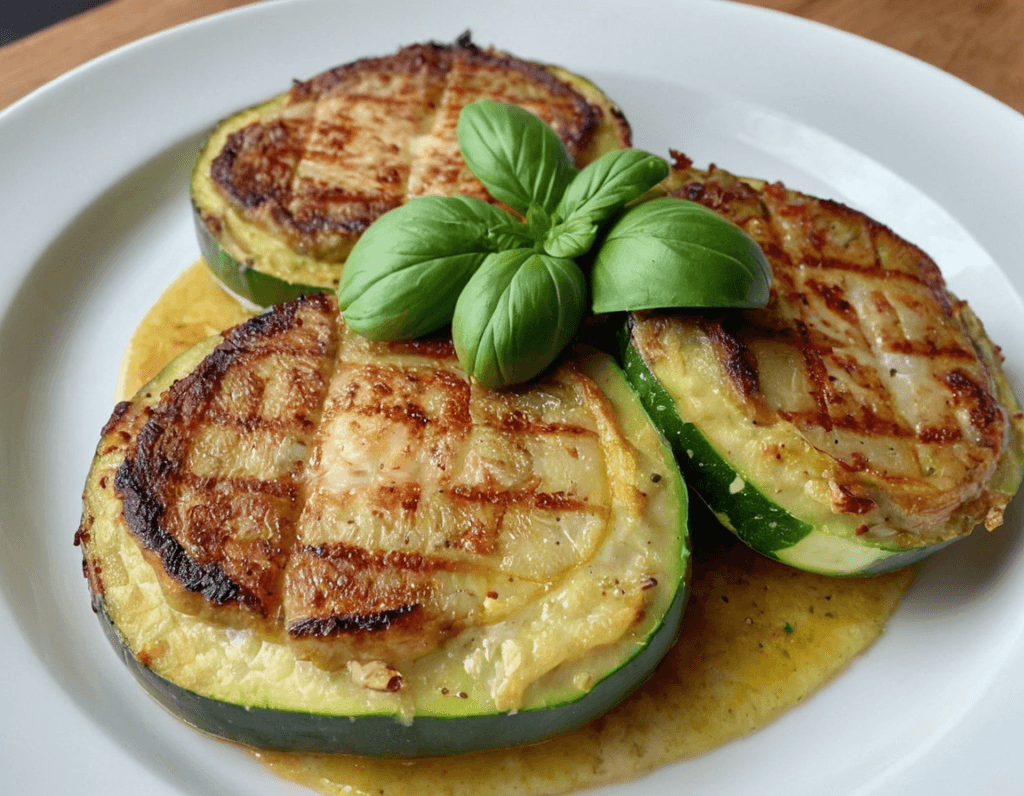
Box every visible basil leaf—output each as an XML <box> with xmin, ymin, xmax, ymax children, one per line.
<box><xmin>457</xmin><ymin>100</ymin><xmax>576</xmax><ymax>216</ymax></box>
<box><xmin>590</xmin><ymin>197</ymin><xmax>772</xmax><ymax>313</ymax></box>
<box><xmin>452</xmin><ymin>249</ymin><xmax>586</xmax><ymax>388</ymax></box>
<box><xmin>337</xmin><ymin>196</ymin><xmax>529</xmax><ymax>339</ymax></box>
<box><xmin>544</xmin><ymin>215</ymin><xmax>598</xmax><ymax>259</ymax></box>
<box><xmin>556</xmin><ymin>149</ymin><xmax>669</xmax><ymax>225</ymax></box>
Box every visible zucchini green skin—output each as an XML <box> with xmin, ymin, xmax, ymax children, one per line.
<box><xmin>620</xmin><ymin>325</ymin><xmax>956</xmax><ymax>576</ymax></box>
<box><xmin>82</xmin><ymin>335</ymin><xmax>689</xmax><ymax>756</ymax></box>
<box><xmin>93</xmin><ymin>583</ymin><xmax>687</xmax><ymax>756</ymax></box>
<box><xmin>193</xmin><ymin>207</ymin><xmax>330</xmax><ymax>310</ymax></box>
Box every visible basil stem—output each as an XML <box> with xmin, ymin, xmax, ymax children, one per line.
<box><xmin>338</xmin><ymin>196</ymin><xmax>531</xmax><ymax>339</ymax></box>
<box><xmin>457</xmin><ymin>100</ymin><xmax>577</xmax><ymax>217</ymax></box>
<box><xmin>590</xmin><ymin>197</ymin><xmax>773</xmax><ymax>313</ymax></box>
<box><xmin>452</xmin><ymin>248</ymin><xmax>586</xmax><ymax>388</ymax></box>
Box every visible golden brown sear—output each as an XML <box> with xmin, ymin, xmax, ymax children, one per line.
<box><xmin>208</xmin><ymin>34</ymin><xmax>614</xmax><ymax>263</ymax></box>
<box><xmin>113</xmin><ymin>296</ymin><xmax>638</xmax><ymax>671</ymax></box>
<box><xmin>113</xmin><ymin>294</ymin><xmax>340</xmax><ymax>630</ymax></box>
<box><xmin>649</xmin><ymin>154</ymin><xmax>1024</xmax><ymax>544</ymax></box>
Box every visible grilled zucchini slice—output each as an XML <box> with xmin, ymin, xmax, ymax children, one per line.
<box><xmin>76</xmin><ymin>295</ymin><xmax>689</xmax><ymax>755</ymax></box>
<box><xmin>621</xmin><ymin>156</ymin><xmax>1024</xmax><ymax>576</ymax></box>
<box><xmin>191</xmin><ymin>35</ymin><xmax>632</xmax><ymax>308</ymax></box>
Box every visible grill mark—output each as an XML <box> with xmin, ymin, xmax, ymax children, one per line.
<box><xmin>210</xmin><ymin>36</ymin><xmax>602</xmax><ymax>249</ymax></box>
<box><xmin>805</xmin><ymin>278</ymin><xmax>858</xmax><ymax>325</ymax></box>
<box><xmin>795</xmin><ymin>257</ymin><xmax>939</xmax><ymax>285</ymax></box>
<box><xmin>294</xmin><ymin>541</ymin><xmax>464</xmax><ymax>576</ymax></box>
<box><xmin>445</xmin><ymin>485</ymin><xmax>603</xmax><ymax>515</ymax></box>
<box><xmin>496</xmin><ymin>409</ymin><xmax>599</xmax><ymax>438</ymax></box>
<box><xmin>173</xmin><ymin>472</ymin><xmax>299</xmax><ymax>501</ymax></box>
<box><xmin>337</xmin><ymin>361</ymin><xmax>470</xmax><ymax>421</ymax></box>
<box><xmin>778</xmin><ymin>407</ymin><xmax>914</xmax><ymax>439</ymax></box>
<box><xmin>114</xmin><ymin>295</ymin><xmax>338</xmax><ymax>614</ymax></box>
<box><xmin>699</xmin><ymin>318</ymin><xmax>761</xmax><ymax>400</ymax></box>
<box><xmin>115</xmin><ymin>456</ymin><xmax>253</xmax><ymax>608</ymax></box>
<box><xmin>886</xmin><ymin>339</ymin><xmax>977</xmax><ymax>360</ymax></box>
<box><xmin>794</xmin><ymin>319</ymin><xmax>838</xmax><ymax>433</ymax></box>
<box><xmin>288</xmin><ymin>604</ymin><xmax>421</xmax><ymax>638</ymax></box>
<box><xmin>918</xmin><ymin>425</ymin><xmax>963</xmax><ymax>444</ymax></box>
<box><xmin>378</xmin><ymin>334</ymin><xmax>458</xmax><ymax>360</ymax></box>
<box><xmin>943</xmin><ymin>368</ymin><xmax>1005</xmax><ymax>446</ymax></box>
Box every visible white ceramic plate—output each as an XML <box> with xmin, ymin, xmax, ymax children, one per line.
<box><xmin>2</xmin><ymin>0</ymin><xmax>1022</xmax><ymax>793</ymax></box>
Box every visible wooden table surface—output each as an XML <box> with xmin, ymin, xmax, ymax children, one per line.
<box><xmin>2</xmin><ymin>0</ymin><xmax>1022</xmax><ymax>116</ymax></box>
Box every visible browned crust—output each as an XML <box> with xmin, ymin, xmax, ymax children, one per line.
<box><xmin>663</xmin><ymin>158</ymin><xmax>998</xmax><ymax>449</ymax></box>
<box><xmin>208</xmin><ymin>35</ymin><xmax>605</xmax><ymax>256</ymax></box>
<box><xmin>113</xmin><ymin>294</ymin><xmax>339</xmax><ymax>617</ymax></box>
<box><xmin>653</xmin><ymin>154</ymin><xmax>1018</xmax><ymax>538</ymax></box>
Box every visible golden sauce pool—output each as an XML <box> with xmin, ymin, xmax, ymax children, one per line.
<box><xmin>118</xmin><ymin>261</ymin><xmax>915</xmax><ymax>796</ymax></box>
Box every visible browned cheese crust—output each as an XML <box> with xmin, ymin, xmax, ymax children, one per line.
<box><xmin>649</xmin><ymin>153</ymin><xmax>1024</xmax><ymax>544</ymax></box>
<box><xmin>112</xmin><ymin>294</ymin><xmax>340</xmax><ymax>631</ymax></box>
<box><xmin>108</xmin><ymin>296</ymin><xmax>640</xmax><ymax>669</ymax></box>
<box><xmin>208</xmin><ymin>34</ymin><xmax>618</xmax><ymax>262</ymax></box>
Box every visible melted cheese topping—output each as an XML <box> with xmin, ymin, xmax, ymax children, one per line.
<box><xmin>648</xmin><ymin>160</ymin><xmax>1024</xmax><ymax>545</ymax></box>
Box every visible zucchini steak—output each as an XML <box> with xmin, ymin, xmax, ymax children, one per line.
<box><xmin>191</xmin><ymin>34</ymin><xmax>632</xmax><ymax>307</ymax></box>
<box><xmin>76</xmin><ymin>294</ymin><xmax>689</xmax><ymax>756</ymax></box>
<box><xmin>622</xmin><ymin>153</ymin><xmax>1024</xmax><ymax>576</ymax></box>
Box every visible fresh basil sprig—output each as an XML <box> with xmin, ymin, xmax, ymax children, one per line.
<box><xmin>336</xmin><ymin>99</ymin><xmax>772</xmax><ymax>388</ymax></box>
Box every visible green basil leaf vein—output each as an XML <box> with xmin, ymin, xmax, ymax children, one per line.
<box><xmin>452</xmin><ymin>248</ymin><xmax>587</xmax><ymax>388</ymax></box>
<box><xmin>590</xmin><ymin>197</ymin><xmax>773</xmax><ymax>313</ymax></box>
<box><xmin>337</xmin><ymin>196</ymin><xmax>530</xmax><ymax>339</ymax></box>
<box><xmin>457</xmin><ymin>100</ymin><xmax>577</xmax><ymax>217</ymax></box>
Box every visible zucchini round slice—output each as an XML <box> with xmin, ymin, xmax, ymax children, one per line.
<box><xmin>621</xmin><ymin>311</ymin><xmax>1024</xmax><ymax>576</ymax></box>
<box><xmin>76</xmin><ymin>309</ymin><xmax>689</xmax><ymax>756</ymax></box>
<box><xmin>620</xmin><ymin>156</ymin><xmax>1024</xmax><ymax>577</ymax></box>
<box><xmin>191</xmin><ymin>37</ymin><xmax>632</xmax><ymax>309</ymax></box>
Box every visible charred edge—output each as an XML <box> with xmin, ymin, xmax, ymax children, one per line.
<box><xmin>292</xmin><ymin>41</ymin><xmax>456</xmax><ymax>101</ymax></box>
<box><xmin>100</xmin><ymin>401</ymin><xmax>133</xmax><ymax>437</ymax></box>
<box><xmin>287</xmin><ymin>603</ymin><xmax>421</xmax><ymax>638</ymax></box>
<box><xmin>114</xmin><ymin>455</ymin><xmax>249</xmax><ymax>608</ymax></box>
<box><xmin>210</xmin><ymin>118</ymin><xmax>307</xmax><ymax>210</ymax></box>
<box><xmin>111</xmin><ymin>295</ymin><xmax>336</xmax><ymax>611</ymax></box>
<box><xmin>211</xmin><ymin>114</ymin><xmax>400</xmax><ymax>236</ymax></box>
